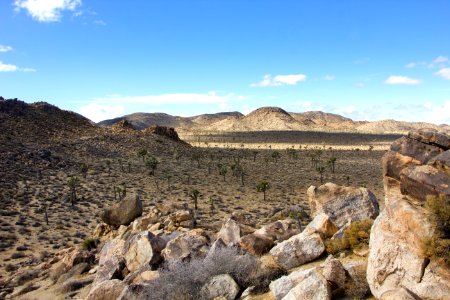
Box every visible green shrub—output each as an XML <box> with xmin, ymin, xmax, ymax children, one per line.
<box><xmin>81</xmin><ymin>238</ymin><xmax>97</xmax><ymax>251</ymax></box>
<box><xmin>422</xmin><ymin>195</ymin><xmax>450</xmax><ymax>267</ymax></box>
<box><xmin>325</xmin><ymin>219</ymin><xmax>373</xmax><ymax>255</ymax></box>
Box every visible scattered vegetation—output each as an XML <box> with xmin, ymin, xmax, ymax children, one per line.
<box><xmin>422</xmin><ymin>194</ymin><xmax>450</xmax><ymax>267</ymax></box>
<box><xmin>325</xmin><ymin>219</ymin><xmax>374</xmax><ymax>255</ymax></box>
<box><xmin>256</xmin><ymin>180</ymin><xmax>270</xmax><ymax>201</ymax></box>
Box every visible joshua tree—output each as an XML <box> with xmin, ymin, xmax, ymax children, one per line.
<box><xmin>252</xmin><ymin>150</ymin><xmax>258</xmax><ymax>162</ymax></box>
<box><xmin>105</xmin><ymin>160</ymin><xmax>112</xmax><ymax>174</ymax></box>
<box><xmin>189</xmin><ymin>189</ymin><xmax>200</xmax><ymax>210</ymax></box>
<box><xmin>67</xmin><ymin>176</ymin><xmax>79</xmax><ymax>206</ymax></box>
<box><xmin>138</xmin><ymin>148</ymin><xmax>148</xmax><ymax>162</ymax></box>
<box><xmin>209</xmin><ymin>196</ymin><xmax>215</xmax><ymax>215</ymax></box>
<box><xmin>328</xmin><ymin>157</ymin><xmax>337</xmax><ymax>173</ymax></box>
<box><xmin>115</xmin><ymin>185</ymin><xmax>126</xmax><ymax>201</ymax></box>
<box><xmin>192</xmin><ymin>152</ymin><xmax>202</xmax><ymax>168</ymax></box>
<box><xmin>271</xmin><ymin>151</ymin><xmax>281</xmax><ymax>163</ymax></box>
<box><xmin>317</xmin><ymin>165</ymin><xmax>326</xmax><ymax>183</ymax></box>
<box><xmin>166</xmin><ymin>173</ymin><xmax>172</xmax><ymax>191</ymax></box>
<box><xmin>207</xmin><ymin>160</ymin><xmax>213</xmax><ymax>175</ymax></box>
<box><xmin>145</xmin><ymin>156</ymin><xmax>158</xmax><ymax>175</ymax></box>
<box><xmin>218</xmin><ymin>164</ymin><xmax>227</xmax><ymax>182</ymax></box>
<box><xmin>256</xmin><ymin>180</ymin><xmax>270</xmax><ymax>201</ymax></box>
<box><xmin>287</xmin><ymin>148</ymin><xmax>298</xmax><ymax>159</ymax></box>
<box><xmin>80</xmin><ymin>163</ymin><xmax>88</xmax><ymax>179</ymax></box>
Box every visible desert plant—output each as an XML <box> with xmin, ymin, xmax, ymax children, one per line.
<box><xmin>81</xmin><ymin>238</ymin><xmax>97</xmax><ymax>251</ymax></box>
<box><xmin>218</xmin><ymin>164</ymin><xmax>227</xmax><ymax>181</ymax></box>
<box><xmin>252</xmin><ymin>150</ymin><xmax>258</xmax><ymax>162</ymax></box>
<box><xmin>328</xmin><ymin>156</ymin><xmax>337</xmax><ymax>173</ymax></box>
<box><xmin>317</xmin><ymin>164</ymin><xmax>326</xmax><ymax>183</ymax></box>
<box><xmin>136</xmin><ymin>247</ymin><xmax>259</xmax><ymax>300</ymax></box>
<box><xmin>325</xmin><ymin>219</ymin><xmax>373</xmax><ymax>255</ymax></box>
<box><xmin>286</xmin><ymin>148</ymin><xmax>298</xmax><ymax>159</ymax></box>
<box><xmin>189</xmin><ymin>189</ymin><xmax>200</xmax><ymax>210</ymax></box>
<box><xmin>209</xmin><ymin>196</ymin><xmax>215</xmax><ymax>215</ymax></box>
<box><xmin>271</xmin><ymin>151</ymin><xmax>281</xmax><ymax>163</ymax></box>
<box><xmin>67</xmin><ymin>176</ymin><xmax>79</xmax><ymax>206</ymax></box>
<box><xmin>422</xmin><ymin>195</ymin><xmax>450</xmax><ymax>267</ymax></box>
<box><xmin>137</xmin><ymin>148</ymin><xmax>148</xmax><ymax>162</ymax></box>
<box><xmin>114</xmin><ymin>185</ymin><xmax>126</xmax><ymax>201</ymax></box>
<box><xmin>145</xmin><ymin>156</ymin><xmax>158</xmax><ymax>175</ymax></box>
<box><xmin>80</xmin><ymin>163</ymin><xmax>88</xmax><ymax>179</ymax></box>
<box><xmin>105</xmin><ymin>160</ymin><xmax>111</xmax><ymax>174</ymax></box>
<box><xmin>256</xmin><ymin>180</ymin><xmax>270</xmax><ymax>201</ymax></box>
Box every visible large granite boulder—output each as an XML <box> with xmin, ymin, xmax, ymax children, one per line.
<box><xmin>100</xmin><ymin>194</ymin><xmax>143</xmax><ymax>226</ymax></box>
<box><xmin>161</xmin><ymin>229</ymin><xmax>210</xmax><ymax>263</ymax></box>
<box><xmin>367</xmin><ymin>130</ymin><xmax>450</xmax><ymax>299</ymax></box>
<box><xmin>269</xmin><ymin>227</ymin><xmax>325</xmax><ymax>270</ymax></box>
<box><xmin>94</xmin><ymin>239</ymin><xmax>125</xmax><ymax>285</ymax></box>
<box><xmin>282</xmin><ymin>268</ymin><xmax>331</xmax><ymax>300</ymax></box>
<box><xmin>307</xmin><ymin>182</ymin><xmax>379</xmax><ymax>228</ymax></box>
<box><xmin>123</xmin><ymin>231</ymin><xmax>166</xmax><ymax>273</ymax></box>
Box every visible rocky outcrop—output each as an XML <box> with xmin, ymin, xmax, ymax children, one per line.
<box><xmin>100</xmin><ymin>194</ymin><xmax>143</xmax><ymax>227</ymax></box>
<box><xmin>307</xmin><ymin>182</ymin><xmax>379</xmax><ymax>228</ymax></box>
<box><xmin>144</xmin><ymin>125</ymin><xmax>182</xmax><ymax>141</ymax></box>
<box><xmin>367</xmin><ymin>129</ymin><xmax>450</xmax><ymax>299</ymax></box>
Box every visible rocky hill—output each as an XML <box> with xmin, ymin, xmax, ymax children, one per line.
<box><xmin>98</xmin><ymin>106</ymin><xmax>450</xmax><ymax>134</ymax></box>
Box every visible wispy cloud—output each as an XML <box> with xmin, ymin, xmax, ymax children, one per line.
<box><xmin>14</xmin><ymin>0</ymin><xmax>82</xmax><ymax>22</ymax></box>
<box><xmin>79</xmin><ymin>103</ymin><xmax>125</xmax><ymax>123</ymax></box>
<box><xmin>93</xmin><ymin>19</ymin><xmax>106</xmax><ymax>26</ymax></box>
<box><xmin>384</xmin><ymin>75</ymin><xmax>421</xmax><ymax>85</ymax></box>
<box><xmin>406</xmin><ymin>56</ymin><xmax>449</xmax><ymax>69</ymax></box>
<box><xmin>353</xmin><ymin>57</ymin><xmax>370</xmax><ymax>64</ymax></box>
<box><xmin>0</xmin><ymin>61</ymin><xmax>36</xmax><ymax>72</ymax></box>
<box><xmin>250</xmin><ymin>74</ymin><xmax>306</xmax><ymax>87</ymax></box>
<box><xmin>323</xmin><ymin>75</ymin><xmax>335</xmax><ymax>81</ymax></box>
<box><xmin>0</xmin><ymin>45</ymin><xmax>13</xmax><ymax>52</ymax></box>
<box><xmin>435</xmin><ymin>68</ymin><xmax>450</xmax><ymax>80</ymax></box>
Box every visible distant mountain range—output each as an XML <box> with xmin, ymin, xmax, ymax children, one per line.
<box><xmin>98</xmin><ymin>106</ymin><xmax>450</xmax><ymax>134</ymax></box>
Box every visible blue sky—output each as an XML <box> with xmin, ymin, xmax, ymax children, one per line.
<box><xmin>1</xmin><ymin>0</ymin><xmax>449</xmax><ymax>124</ymax></box>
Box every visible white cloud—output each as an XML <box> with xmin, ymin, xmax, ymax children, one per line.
<box><xmin>323</xmin><ymin>75</ymin><xmax>335</xmax><ymax>80</ymax></box>
<box><xmin>355</xmin><ymin>82</ymin><xmax>365</xmax><ymax>88</ymax></box>
<box><xmin>250</xmin><ymin>74</ymin><xmax>306</xmax><ymax>87</ymax></box>
<box><xmin>14</xmin><ymin>0</ymin><xmax>82</xmax><ymax>22</ymax></box>
<box><xmin>0</xmin><ymin>61</ymin><xmax>18</xmax><ymax>72</ymax></box>
<box><xmin>405</xmin><ymin>62</ymin><xmax>416</xmax><ymax>68</ymax></box>
<box><xmin>384</xmin><ymin>75</ymin><xmax>421</xmax><ymax>85</ymax></box>
<box><xmin>0</xmin><ymin>61</ymin><xmax>36</xmax><ymax>72</ymax></box>
<box><xmin>93</xmin><ymin>19</ymin><xmax>106</xmax><ymax>26</ymax></box>
<box><xmin>78</xmin><ymin>103</ymin><xmax>125</xmax><ymax>123</ymax></box>
<box><xmin>435</xmin><ymin>68</ymin><xmax>450</xmax><ymax>80</ymax></box>
<box><xmin>0</xmin><ymin>45</ymin><xmax>13</xmax><ymax>52</ymax></box>
<box><xmin>432</xmin><ymin>56</ymin><xmax>448</xmax><ymax>64</ymax></box>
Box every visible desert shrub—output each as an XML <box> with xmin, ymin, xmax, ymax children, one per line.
<box><xmin>138</xmin><ymin>247</ymin><xmax>259</xmax><ymax>300</ymax></box>
<box><xmin>325</xmin><ymin>219</ymin><xmax>373</xmax><ymax>255</ymax></box>
<box><xmin>422</xmin><ymin>195</ymin><xmax>450</xmax><ymax>267</ymax></box>
<box><xmin>81</xmin><ymin>238</ymin><xmax>97</xmax><ymax>251</ymax></box>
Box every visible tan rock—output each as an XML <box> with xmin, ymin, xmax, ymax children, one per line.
<box><xmin>254</xmin><ymin>219</ymin><xmax>299</xmax><ymax>243</ymax></box>
<box><xmin>282</xmin><ymin>268</ymin><xmax>331</xmax><ymax>300</ymax></box>
<box><xmin>162</xmin><ymin>229</ymin><xmax>210</xmax><ymax>263</ymax></box>
<box><xmin>124</xmin><ymin>231</ymin><xmax>166</xmax><ymax>273</ymax></box>
<box><xmin>200</xmin><ymin>274</ymin><xmax>240</xmax><ymax>300</ymax></box>
<box><xmin>307</xmin><ymin>182</ymin><xmax>379</xmax><ymax>228</ymax></box>
<box><xmin>269</xmin><ymin>229</ymin><xmax>324</xmax><ymax>270</ymax></box>
<box><xmin>322</xmin><ymin>255</ymin><xmax>345</xmax><ymax>290</ymax></box>
<box><xmin>305</xmin><ymin>213</ymin><xmax>338</xmax><ymax>239</ymax></box>
<box><xmin>380</xmin><ymin>288</ymin><xmax>419</xmax><ymax>300</ymax></box>
<box><xmin>100</xmin><ymin>194</ymin><xmax>143</xmax><ymax>226</ymax></box>
<box><xmin>239</xmin><ymin>233</ymin><xmax>274</xmax><ymax>256</ymax></box>
<box><xmin>217</xmin><ymin>217</ymin><xmax>241</xmax><ymax>247</ymax></box>
<box><xmin>86</xmin><ymin>279</ymin><xmax>126</xmax><ymax>300</ymax></box>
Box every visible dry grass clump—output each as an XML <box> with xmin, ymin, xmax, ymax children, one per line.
<box><xmin>422</xmin><ymin>195</ymin><xmax>450</xmax><ymax>267</ymax></box>
<box><xmin>325</xmin><ymin>219</ymin><xmax>373</xmax><ymax>255</ymax></box>
<box><xmin>137</xmin><ymin>247</ymin><xmax>260</xmax><ymax>300</ymax></box>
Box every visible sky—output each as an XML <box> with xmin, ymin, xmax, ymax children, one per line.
<box><xmin>1</xmin><ymin>0</ymin><xmax>449</xmax><ymax>124</ymax></box>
